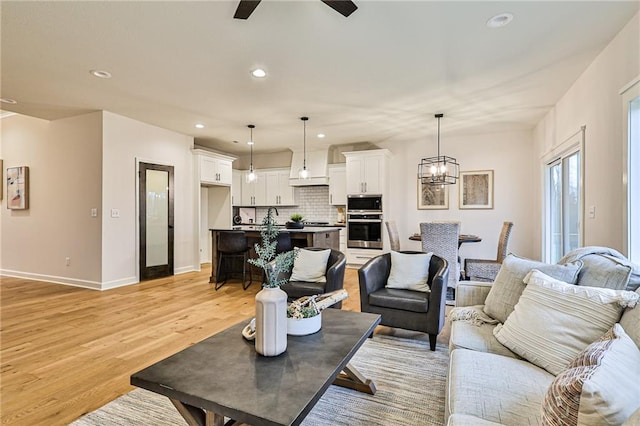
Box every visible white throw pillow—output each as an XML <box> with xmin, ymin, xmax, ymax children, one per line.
<box><xmin>541</xmin><ymin>324</ymin><xmax>640</xmax><ymax>426</ymax></box>
<box><xmin>385</xmin><ymin>251</ymin><xmax>433</xmax><ymax>292</ymax></box>
<box><xmin>289</xmin><ymin>248</ymin><xmax>331</xmax><ymax>283</ymax></box>
<box><xmin>493</xmin><ymin>269</ymin><xmax>639</xmax><ymax>375</ymax></box>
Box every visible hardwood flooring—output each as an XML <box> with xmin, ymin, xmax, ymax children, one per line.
<box><xmin>0</xmin><ymin>266</ymin><xmax>450</xmax><ymax>425</ymax></box>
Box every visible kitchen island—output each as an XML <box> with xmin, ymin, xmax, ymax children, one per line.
<box><xmin>209</xmin><ymin>226</ymin><xmax>342</xmax><ymax>284</ymax></box>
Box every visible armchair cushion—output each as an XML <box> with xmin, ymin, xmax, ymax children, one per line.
<box><xmin>386</xmin><ymin>250</ymin><xmax>433</xmax><ymax>292</ymax></box>
<box><xmin>290</xmin><ymin>248</ymin><xmax>331</xmax><ymax>283</ymax></box>
<box><xmin>369</xmin><ymin>288</ymin><xmax>429</xmax><ymax>313</ymax></box>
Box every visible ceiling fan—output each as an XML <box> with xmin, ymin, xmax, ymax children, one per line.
<box><xmin>233</xmin><ymin>0</ymin><xmax>358</xmax><ymax>20</ymax></box>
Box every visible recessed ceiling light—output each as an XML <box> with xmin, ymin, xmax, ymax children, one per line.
<box><xmin>0</xmin><ymin>98</ymin><xmax>17</xmax><ymax>104</ymax></box>
<box><xmin>251</xmin><ymin>68</ymin><xmax>267</xmax><ymax>78</ymax></box>
<box><xmin>90</xmin><ymin>69</ymin><xmax>112</xmax><ymax>79</ymax></box>
<box><xmin>247</xmin><ymin>141</ymin><xmax>254</xmax><ymax>145</ymax></box>
<box><xmin>486</xmin><ymin>13</ymin><xmax>513</xmax><ymax>28</ymax></box>
<box><xmin>195</xmin><ymin>123</ymin><xmax>205</xmax><ymax>129</ymax></box>
<box><xmin>317</xmin><ymin>133</ymin><xmax>325</xmax><ymax>138</ymax></box>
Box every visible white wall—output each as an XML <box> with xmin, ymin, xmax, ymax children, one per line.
<box><xmin>1</xmin><ymin>112</ymin><xmax>104</xmax><ymax>287</ymax></box>
<box><xmin>533</xmin><ymin>12</ymin><xmax>640</xmax><ymax>256</ymax></box>
<box><xmin>101</xmin><ymin>112</ymin><xmax>196</xmax><ymax>287</ymax></box>
<box><xmin>380</xmin><ymin>128</ymin><xmax>536</xmax><ymax>261</ymax></box>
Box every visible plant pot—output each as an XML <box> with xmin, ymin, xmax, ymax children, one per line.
<box><xmin>287</xmin><ymin>312</ymin><xmax>322</xmax><ymax>336</ymax></box>
<box><xmin>285</xmin><ymin>221</ymin><xmax>304</xmax><ymax>229</ymax></box>
<box><xmin>255</xmin><ymin>287</ymin><xmax>288</xmax><ymax>356</ymax></box>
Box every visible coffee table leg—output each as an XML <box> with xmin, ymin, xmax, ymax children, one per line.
<box><xmin>170</xmin><ymin>399</ymin><xmax>230</xmax><ymax>426</ymax></box>
<box><xmin>333</xmin><ymin>362</ymin><xmax>377</xmax><ymax>395</ymax></box>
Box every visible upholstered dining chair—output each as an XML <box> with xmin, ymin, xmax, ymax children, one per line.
<box><xmin>464</xmin><ymin>221</ymin><xmax>514</xmax><ymax>282</ymax></box>
<box><xmin>358</xmin><ymin>252</ymin><xmax>449</xmax><ymax>350</ymax></box>
<box><xmin>385</xmin><ymin>220</ymin><xmax>401</xmax><ymax>251</ymax></box>
<box><xmin>420</xmin><ymin>221</ymin><xmax>460</xmax><ymax>291</ymax></box>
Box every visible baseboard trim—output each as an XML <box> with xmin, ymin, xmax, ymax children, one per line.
<box><xmin>175</xmin><ymin>266</ymin><xmax>197</xmax><ymax>275</ymax></box>
<box><xmin>100</xmin><ymin>276</ymin><xmax>139</xmax><ymax>290</ymax></box>
<box><xmin>0</xmin><ymin>269</ymin><xmax>103</xmax><ymax>290</ymax></box>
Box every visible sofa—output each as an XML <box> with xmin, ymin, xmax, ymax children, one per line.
<box><xmin>445</xmin><ymin>250</ymin><xmax>640</xmax><ymax>426</ymax></box>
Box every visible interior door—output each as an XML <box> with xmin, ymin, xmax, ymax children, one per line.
<box><xmin>139</xmin><ymin>162</ymin><xmax>174</xmax><ymax>280</ymax></box>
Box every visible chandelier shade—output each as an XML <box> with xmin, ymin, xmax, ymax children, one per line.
<box><xmin>417</xmin><ymin>113</ymin><xmax>459</xmax><ymax>186</ymax></box>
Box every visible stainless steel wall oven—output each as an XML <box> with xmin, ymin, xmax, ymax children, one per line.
<box><xmin>347</xmin><ymin>213</ymin><xmax>383</xmax><ymax>249</ymax></box>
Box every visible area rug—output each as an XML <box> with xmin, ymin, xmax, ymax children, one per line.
<box><xmin>71</xmin><ymin>335</ymin><xmax>448</xmax><ymax>426</ymax></box>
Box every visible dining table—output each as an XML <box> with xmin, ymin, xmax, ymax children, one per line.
<box><xmin>409</xmin><ymin>233</ymin><xmax>482</xmax><ymax>248</ymax></box>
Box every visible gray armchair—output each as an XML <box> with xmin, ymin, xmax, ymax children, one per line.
<box><xmin>280</xmin><ymin>248</ymin><xmax>347</xmax><ymax>309</ymax></box>
<box><xmin>358</xmin><ymin>252</ymin><xmax>449</xmax><ymax>350</ymax></box>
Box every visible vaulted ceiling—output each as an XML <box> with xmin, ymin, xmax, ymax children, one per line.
<box><xmin>1</xmin><ymin>1</ymin><xmax>638</xmax><ymax>155</ymax></box>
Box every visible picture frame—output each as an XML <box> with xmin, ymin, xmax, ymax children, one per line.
<box><xmin>7</xmin><ymin>166</ymin><xmax>29</xmax><ymax>210</ymax></box>
<box><xmin>459</xmin><ymin>170</ymin><xmax>493</xmax><ymax>209</ymax></box>
<box><xmin>417</xmin><ymin>180</ymin><xmax>449</xmax><ymax>210</ymax></box>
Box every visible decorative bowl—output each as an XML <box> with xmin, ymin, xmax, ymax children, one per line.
<box><xmin>285</xmin><ymin>221</ymin><xmax>304</xmax><ymax>229</ymax></box>
<box><xmin>287</xmin><ymin>312</ymin><xmax>321</xmax><ymax>336</ymax></box>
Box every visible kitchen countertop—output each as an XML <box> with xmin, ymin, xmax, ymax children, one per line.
<box><xmin>217</xmin><ymin>225</ymin><xmax>343</xmax><ymax>233</ymax></box>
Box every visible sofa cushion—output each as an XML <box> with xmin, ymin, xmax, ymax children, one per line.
<box><xmin>290</xmin><ymin>248</ymin><xmax>330</xmax><ymax>283</ymax></box>
<box><xmin>449</xmin><ymin>306</ymin><xmax>520</xmax><ymax>359</ymax></box>
<box><xmin>541</xmin><ymin>324</ymin><xmax>640</xmax><ymax>426</ymax></box>
<box><xmin>574</xmin><ymin>253</ymin><xmax>633</xmax><ymax>290</ymax></box>
<box><xmin>493</xmin><ymin>269</ymin><xmax>639</xmax><ymax>375</ymax></box>
<box><xmin>483</xmin><ymin>254</ymin><xmax>582</xmax><ymax>324</ymax></box>
<box><xmin>386</xmin><ymin>251</ymin><xmax>432</xmax><ymax>292</ymax></box>
<box><xmin>620</xmin><ymin>288</ymin><xmax>640</xmax><ymax>349</ymax></box>
<box><xmin>368</xmin><ymin>288</ymin><xmax>429</xmax><ymax>313</ymax></box>
<box><xmin>279</xmin><ymin>280</ymin><xmax>325</xmax><ymax>299</ymax></box>
<box><xmin>447</xmin><ymin>348</ymin><xmax>553</xmax><ymax>425</ymax></box>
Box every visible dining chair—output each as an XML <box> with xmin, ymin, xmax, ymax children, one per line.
<box><xmin>420</xmin><ymin>221</ymin><xmax>460</xmax><ymax>291</ymax></box>
<box><xmin>464</xmin><ymin>221</ymin><xmax>513</xmax><ymax>282</ymax></box>
<box><xmin>385</xmin><ymin>220</ymin><xmax>401</xmax><ymax>251</ymax></box>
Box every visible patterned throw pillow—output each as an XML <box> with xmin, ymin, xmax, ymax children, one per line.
<box><xmin>541</xmin><ymin>324</ymin><xmax>640</xmax><ymax>426</ymax></box>
<box><xmin>483</xmin><ymin>254</ymin><xmax>583</xmax><ymax>324</ymax></box>
<box><xmin>493</xmin><ymin>269</ymin><xmax>639</xmax><ymax>375</ymax></box>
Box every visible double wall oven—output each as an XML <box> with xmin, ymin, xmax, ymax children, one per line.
<box><xmin>347</xmin><ymin>194</ymin><xmax>383</xmax><ymax>249</ymax></box>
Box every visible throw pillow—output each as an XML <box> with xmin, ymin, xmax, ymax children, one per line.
<box><xmin>620</xmin><ymin>287</ymin><xmax>640</xmax><ymax>348</ymax></box>
<box><xmin>493</xmin><ymin>269</ymin><xmax>639</xmax><ymax>375</ymax></box>
<box><xmin>541</xmin><ymin>324</ymin><xmax>640</xmax><ymax>426</ymax></box>
<box><xmin>385</xmin><ymin>251</ymin><xmax>433</xmax><ymax>292</ymax></box>
<box><xmin>483</xmin><ymin>254</ymin><xmax>583</xmax><ymax>323</ymax></box>
<box><xmin>289</xmin><ymin>248</ymin><xmax>331</xmax><ymax>283</ymax></box>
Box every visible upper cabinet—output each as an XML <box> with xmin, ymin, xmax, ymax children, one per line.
<box><xmin>343</xmin><ymin>149</ymin><xmax>391</xmax><ymax>195</ymax></box>
<box><xmin>241</xmin><ymin>171</ymin><xmax>267</xmax><ymax>206</ymax></box>
<box><xmin>194</xmin><ymin>149</ymin><xmax>235</xmax><ymax>186</ymax></box>
<box><xmin>232</xmin><ymin>170</ymin><xmax>242</xmax><ymax>206</ymax></box>
<box><xmin>328</xmin><ymin>164</ymin><xmax>347</xmax><ymax>205</ymax></box>
<box><xmin>265</xmin><ymin>169</ymin><xmax>297</xmax><ymax>206</ymax></box>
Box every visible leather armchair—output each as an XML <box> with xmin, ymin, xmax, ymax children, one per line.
<box><xmin>280</xmin><ymin>248</ymin><xmax>347</xmax><ymax>309</ymax></box>
<box><xmin>358</xmin><ymin>251</ymin><xmax>449</xmax><ymax>350</ymax></box>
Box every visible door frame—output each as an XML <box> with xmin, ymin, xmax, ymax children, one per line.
<box><xmin>138</xmin><ymin>160</ymin><xmax>175</xmax><ymax>281</ymax></box>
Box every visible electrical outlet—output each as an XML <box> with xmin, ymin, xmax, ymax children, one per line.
<box><xmin>91</xmin><ymin>208</ymin><xmax>98</xmax><ymax>217</ymax></box>
<box><xmin>65</xmin><ymin>257</ymin><xmax>71</xmax><ymax>266</ymax></box>
<box><xmin>111</xmin><ymin>208</ymin><xmax>120</xmax><ymax>218</ymax></box>
<box><xmin>589</xmin><ymin>205</ymin><xmax>596</xmax><ymax>219</ymax></box>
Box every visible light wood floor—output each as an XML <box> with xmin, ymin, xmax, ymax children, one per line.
<box><xmin>0</xmin><ymin>266</ymin><xmax>450</xmax><ymax>425</ymax></box>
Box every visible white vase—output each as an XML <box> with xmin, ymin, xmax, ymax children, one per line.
<box><xmin>287</xmin><ymin>312</ymin><xmax>322</xmax><ymax>336</ymax></box>
<box><xmin>255</xmin><ymin>286</ymin><xmax>288</xmax><ymax>356</ymax></box>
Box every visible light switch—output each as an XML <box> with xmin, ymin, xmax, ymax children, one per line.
<box><xmin>588</xmin><ymin>205</ymin><xmax>596</xmax><ymax>219</ymax></box>
<box><xmin>91</xmin><ymin>208</ymin><xmax>98</xmax><ymax>217</ymax></box>
<box><xmin>111</xmin><ymin>208</ymin><xmax>120</xmax><ymax>218</ymax></box>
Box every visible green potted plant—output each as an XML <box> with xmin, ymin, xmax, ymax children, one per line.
<box><xmin>286</xmin><ymin>213</ymin><xmax>305</xmax><ymax>229</ymax></box>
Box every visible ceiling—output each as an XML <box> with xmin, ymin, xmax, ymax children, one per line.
<box><xmin>1</xmin><ymin>1</ymin><xmax>638</xmax><ymax>156</ymax></box>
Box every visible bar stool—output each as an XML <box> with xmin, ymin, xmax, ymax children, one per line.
<box><xmin>216</xmin><ymin>231</ymin><xmax>252</xmax><ymax>291</ymax></box>
<box><xmin>275</xmin><ymin>232</ymin><xmax>292</xmax><ymax>254</ymax></box>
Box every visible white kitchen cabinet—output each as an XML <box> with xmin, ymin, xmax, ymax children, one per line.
<box><xmin>339</xmin><ymin>228</ymin><xmax>347</xmax><ymax>253</ymax></box>
<box><xmin>232</xmin><ymin>169</ymin><xmax>242</xmax><ymax>206</ymax></box>
<box><xmin>241</xmin><ymin>171</ymin><xmax>266</xmax><ymax>206</ymax></box>
<box><xmin>343</xmin><ymin>149</ymin><xmax>391</xmax><ymax>195</ymax></box>
<box><xmin>328</xmin><ymin>164</ymin><xmax>347</xmax><ymax>205</ymax></box>
<box><xmin>195</xmin><ymin>150</ymin><xmax>234</xmax><ymax>186</ymax></box>
<box><xmin>265</xmin><ymin>169</ymin><xmax>296</xmax><ymax>206</ymax></box>
<box><xmin>347</xmin><ymin>248</ymin><xmax>381</xmax><ymax>266</ymax></box>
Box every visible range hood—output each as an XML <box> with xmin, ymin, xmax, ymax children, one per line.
<box><xmin>289</xmin><ymin>148</ymin><xmax>329</xmax><ymax>186</ymax></box>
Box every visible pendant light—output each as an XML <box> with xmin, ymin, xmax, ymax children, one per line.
<box><xmin>246</xmin><ymin>124</ymin><xmax>257</xmax><ymax>183</ymax></box>
<box><xmin>417</xmin><ymin>113</ymin><xmax>459</xmax><ymax>186</ymax></box>
<box><xmin>299</xmin><ymin>116</ymin><xmax>310</xmax><ymax>179</ymax></box>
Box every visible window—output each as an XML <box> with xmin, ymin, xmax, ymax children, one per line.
<box><xmin>623</xmin><ymin>79</ymin><xmax>640</xmax><ymax>263</ymax></box>
<box><xmin>543</xmin><ymin>129</ymin><xmax>584</xmax><ymax>263</ymax></box>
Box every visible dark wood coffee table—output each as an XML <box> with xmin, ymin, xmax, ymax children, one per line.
<box><xmin>131</xmin><ymin>309</ymin><xmax>381</xmax><ymax>426</ymax></box>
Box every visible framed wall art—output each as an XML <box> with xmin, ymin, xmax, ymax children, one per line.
<box><xmin>7</xmin><ymin>166</ymin><xmax>29</xmax><ymax>210</ymax></box>
<box><xmin>459</xmin><ymin>170</ymin><xmax>493</xmax><ymax>209</ymax></box>
<box><xmin>418</xmin><ymin>180</ymin><xmax>449</xmax><ymax>210</ymax></box>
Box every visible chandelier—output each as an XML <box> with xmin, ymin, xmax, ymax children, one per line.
<box><xmin>246</xmin><ymin>124</ymin><xmax>256</xmax><ymax>183</ymax></box>
<box><xmin>299</xmin><ymin>116</ymin><xmax>310</xmax><ymax>179</ymax></box>
<box><xmin>417</xmin><ymin>113</ymin><xmax>459</xmax><ymax>186</ymax></box>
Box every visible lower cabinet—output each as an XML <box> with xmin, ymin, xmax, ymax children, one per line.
<box><xmin>347</xmin><ymin>248</ymin><xmax>382</xmax><ymax>266</ymax></box>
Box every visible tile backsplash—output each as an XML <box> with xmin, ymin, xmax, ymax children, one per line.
<box><xmin>254</xmin><ymin>186</ymin><xmax>344</xmax><ymax>224</ymax></box>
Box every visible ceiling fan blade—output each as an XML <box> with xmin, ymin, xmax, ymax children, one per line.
<box><xmin>321</xmin><ymin>0</ymin><xmax>358</xmax><ymax>17</ymax></box>
<box><xmin>234</xmin><ymin>0</ymin><xmax>261</xmax><ymax>20</ymax></box>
